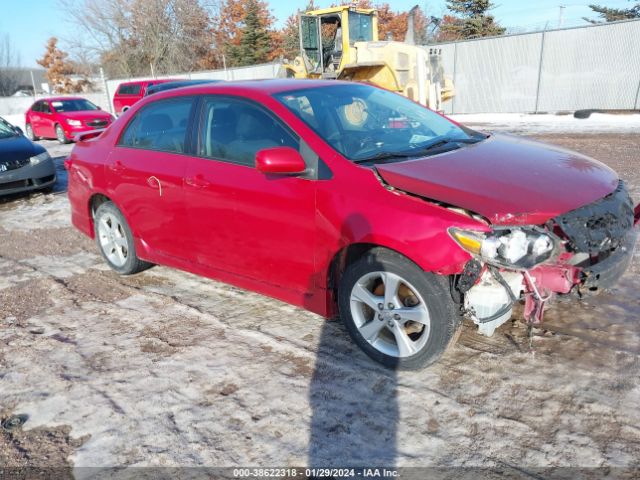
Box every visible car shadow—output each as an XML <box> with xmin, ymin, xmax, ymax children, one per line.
<box><xmin>307</xmin><ymin>214</ymin><xmax>399</xmax><ymax>470</ymax></box>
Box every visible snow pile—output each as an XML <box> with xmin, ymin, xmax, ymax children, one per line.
<box><xmin>450</xmin><ymin>112</ymin><xmax>640</xmax><ymax>134</ymax></box>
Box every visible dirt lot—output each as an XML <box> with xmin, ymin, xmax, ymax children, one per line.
<box><xmin>1</xmin><ymin>132</ymin><xmax>639</xmax><ymax>476</ymax></box>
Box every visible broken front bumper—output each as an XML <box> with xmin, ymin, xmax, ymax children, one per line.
<box><xmin>582</xmin><ymin>224</ymin><xmax>638</xmax><ymax>290</ymax></box>
<box><xmin>461</xmin><ymin>191</ymin><xmax>639</xmax><ymax>336</ymax></box>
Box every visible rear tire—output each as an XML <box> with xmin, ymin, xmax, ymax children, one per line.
<box><xmin>94</xmin><ymin>202</ymin><xmax>152</xmax><ymax>275</ymax></box>
<box><xmin>25</xmin><ymin>123</ymin><xmax>38</xmax><ymax>141</ymax></box>
<box><xmin>338</xmin><ymin>248</ymin><xmax>461</xmax><ymax>370</ymax></box>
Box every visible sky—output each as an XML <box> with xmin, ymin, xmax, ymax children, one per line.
<box><xmin>2</xmin><ymin>0</ymin><xmax>636</xmax><ymax>68</ymax></box>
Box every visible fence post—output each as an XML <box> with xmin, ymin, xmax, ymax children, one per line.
<box><xmin>451</xmin><ymin>42</ymin><xmax>458</xmax><ymax>114</ymax></box>
<box><xmin>100</xmin><ymin>67</ymin><xmax>113</xmax><ymax>115</ymax></box>
<box><xmin>534</xmin><ymin>30</ymin><xmax>546</xmax><ymax>113</ymax></box>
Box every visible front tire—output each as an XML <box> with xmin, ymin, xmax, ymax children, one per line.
<box><xmin>94</xmin><ymin>202</ymin><xmax>151</xmax><ymax>275</ymax></box>
<box><xmin>55</xmin><ymin>124</ymin><xmax>69</xmax><ymax>144</ymax></box>
<box><xmin>338</xmin><ymin>248</ymin><xmax>461</xmax><ymax>370</ymax></box>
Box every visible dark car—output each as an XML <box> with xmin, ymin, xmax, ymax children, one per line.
<box><xmin>66</xmin><ymin>80</ymin><xmax>639</xmax><ymax>369</ymax></box>
<box><xmin>0</xmin><ymin>116</ymin><xmax>56</xmax><ymax>196</ymax></box>
<box><xmin>144</xmin><ymin>79</ymin><xmax>223</xmax><ymax>96</ymax></box>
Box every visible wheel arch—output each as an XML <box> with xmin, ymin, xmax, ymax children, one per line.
<box><xmin>327</xmin><ymin>243</ymin><xmax>420</xmax><ymax>306</ymax></box>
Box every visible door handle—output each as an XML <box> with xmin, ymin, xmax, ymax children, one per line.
<box><xmin>111</xmin><ymin>160</ymin><xmax>125</xmax><ymax>173</ymax></box>
<box><xmin>147</xmin><ymin>175</ymin><xmax>162</xmax><ymax>197</ymax></box>
<box><xmin>185</xmin><ymin>175</ymin><xmax>211</xmax><ymax>189</ymax></box>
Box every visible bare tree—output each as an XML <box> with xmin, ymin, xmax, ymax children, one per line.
<box><xmin>59</xmin><ymin>0</ymin><xmax>215</xmax><ymax>78</ymax></box>
<box><xmin>0</xmin><ymin>35</ymin><xmax>22</xmax><ymax>96</ymax></box>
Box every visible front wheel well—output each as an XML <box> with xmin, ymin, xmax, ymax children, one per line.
<box><xmin>329</xmin><ymin>244</ymin><xmax>424</xmax><ymax>292</ymax></box>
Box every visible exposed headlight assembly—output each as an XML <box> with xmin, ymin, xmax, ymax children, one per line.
<box><xmin>30</xmin><ymin>152</ymin><xmax>51</xmax><ymax>165</ymax></box>
<box><xmin>449</xmin><ymin>226</ymin><xmax>558</xmax><ymax>269</ymax></box>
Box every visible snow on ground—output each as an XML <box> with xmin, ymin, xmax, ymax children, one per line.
<box><xmin>451</xmin><ymin>112</ymin><xmax>640</xmax><ymax>134</ymax></box>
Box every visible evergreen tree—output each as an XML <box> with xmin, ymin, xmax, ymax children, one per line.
<box><xmin>584</xmin><ymin>2</ymin><xmax>640</xmax><ymax>23</ymax></box>
<box><xmin>226</xmin><ymin>0</ymin><xmax>272</xmax><ymax>66</ymax></box>
<box><xmin>439</xmin><ymin>0</ymin><xmax>505</xmax><ymax>40</ymax></box>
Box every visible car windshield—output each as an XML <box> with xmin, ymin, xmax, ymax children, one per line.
<box><xmin>51</xmin><ymin>99</ymin><xmax>99</xmax><ymax>112</ymax></box>
<box><xmin>0</xmin><ymin>117</ymin><xmax>18</xmax><ymax>139</ymax></box>
<box><xmin>274</xmin><ymin>83</ymin><xmax>483</xmax><ymax>163</ymax></box>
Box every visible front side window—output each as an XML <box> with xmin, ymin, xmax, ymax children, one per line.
<box><xmin>119</xmin><ymin>97</ymin><xmax>194</xmax><ymax>153</ymax></box>
<box><xmin>0</xmin><ymin>117</ymin><xmax>18</xmax><ymax>139</ymax></box>
<box><xmin>51</xmin><ymin>99</ymin><xmax>99</xmax><ymax>112</ymax></box>
<box><xmin>198</xmin><ymin>97</ymin><xmax>299</xmax><ymax>167</ymax></box>
<box><xmin>275</xmin><ymin>84</ymin><xmax>481</xmax><ymax>163</ymax></box>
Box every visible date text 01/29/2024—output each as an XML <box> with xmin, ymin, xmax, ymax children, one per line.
<box><xmin>233</xmin><ymin>468</ymin><xmax>399</xmax><ymax>478</ymax></box>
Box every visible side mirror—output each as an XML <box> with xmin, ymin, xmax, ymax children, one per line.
<box><xmin>14</xmin><ymin>126</ymin><xmax>23</xmax><ymax>135</ymax></box>
<box><xmin>97</xmin><ymin>106</ymin><xmax>102</xmax><ymax>110</ymax></box>
<box><xmin>256</xmin><ymin>147</ymin><xmax>306</xmax><ymax>175</ymax></box>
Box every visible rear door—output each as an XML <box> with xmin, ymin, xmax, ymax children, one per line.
<box><xmin>185</xmin><ymin>96</ymin><xmax>317</xmax><ymax>292</ymax></box>
<box><xmin>107</xmin><ymin>96</ymin><xmax>195</xmax><ymax>261</ymax></box>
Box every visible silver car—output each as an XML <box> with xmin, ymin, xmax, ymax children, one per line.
<box><xmin>0</xmin><ymin>116</ymin><xmax>56</xmax><ymax>196</ymax></box>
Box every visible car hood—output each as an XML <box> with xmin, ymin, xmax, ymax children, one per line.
<box><xmin>58</xmin><ymin>111</ymin><xmax>111</xmax><ymax>121</ymax></box>
<box><xmin>375</xmin><ymin>134</ymin><xmax>619</xmax><ymax>225</ymax></box>
<box><xmin>0</xmin><ymin>134</ymin><xmax>44</xmax><ymax>162</ymax></box>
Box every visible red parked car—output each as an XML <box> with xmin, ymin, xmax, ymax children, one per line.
<box><xmin>66</xmin><ymin>80</ymin><xmax>640</xmax><ymax>369</ymax></box>
<box><xmin>113</xmin><ymin>79</ymin><xmax>177</xmax><ymax>116</ymax></box>
<box><xmin>25</xmin><ymin>97</ymin><xmax>114</xmax><ymax>144</ymax></box>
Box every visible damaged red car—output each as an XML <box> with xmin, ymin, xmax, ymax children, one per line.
<box><xmin>66</xmin><ymin>80</ymin><xmax>640</xmax><ymax>369</ymax></box>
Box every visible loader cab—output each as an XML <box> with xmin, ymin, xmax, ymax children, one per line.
<box><xmin>299</xmin><ymin>6</ymin><xmax>378</xmax><ymax>77</ymax></box>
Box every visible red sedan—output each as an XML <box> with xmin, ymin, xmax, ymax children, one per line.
<box><xmin>65</xmin><ymin>80</ymin><xmax>640</xmax><ymax>369</ymax></box>
<box><xmin>25</xmin><ymin>97</ymin><xmax>114</xmax><ymax>144</ymax></box>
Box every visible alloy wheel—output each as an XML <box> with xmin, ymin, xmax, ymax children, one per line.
<box><xmin>97</xmin><ymin>213</ymin><xmax>129</xmax><ymax>267</ymax></box>
<box><xmin>349</xmin><ymin>271</ymin><xmax>431</xmax><ymax>358</ymax></box>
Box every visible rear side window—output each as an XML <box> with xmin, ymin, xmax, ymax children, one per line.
<box><xmin>31</xmin><ymin>102</ymin><xmax>41</xmax><ymax>112</ymax></box>
<box><xmin>41</xmin><ymin>102</ymin><xmax>51</xmax><ymax>114</ymax></box>
<box><xmin>117</xmin><ymin>84</ymin><xmax>142</xmax><ymax>95</ymax></box>
<box><xmin>118</xmin><ymin>97</ymin><xmax>194</xmax><ymax>153</ymax></box>
<box><xmin>198</xmin><ymin>97</ymin><xmax>299</xmax><ymax>167</ymax></box>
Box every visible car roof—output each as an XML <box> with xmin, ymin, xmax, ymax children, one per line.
<box><xmin>145</xmin><ymin>79</ymin><xmax>223</xmax><ymax>96</ymax></box>
<box><xmin>157</xmin><ymin>78</ymin><xmax>343</xmax><ymax>97</ymax></box>
<box><xmin>118</xmin><ymin>79</ymin><xmax>177</xmax><ymax>86</ymax></box>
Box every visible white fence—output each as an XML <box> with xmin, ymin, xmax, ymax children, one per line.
<box><xmin>0</xmin><ymin>63</ymin><xmax>280</xmax><ymax>117</ymax></box>
<box><xmin>0</xmin><ymin>92</ymin><xmax>110</xmax><ymax>117</ymax></box>
<box><xmin>435</xmin><ymin>19</ymin><xmax>640</xmax><ymax>114</ymax></box>
<box><xmin>4</xmin><ymin>20</ymin><xmax>639</xmax><ymax>117</ymax></box>
<box><xmin>104</xmin><ymin>62</ymin><xmax>282</xmax><ymax>113</ymax></box>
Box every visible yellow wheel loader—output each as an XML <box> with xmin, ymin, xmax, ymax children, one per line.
<box><xmin>280</xmin><ymin>5</ymin><xmax>454</xmax><ymax>111</ymax></box>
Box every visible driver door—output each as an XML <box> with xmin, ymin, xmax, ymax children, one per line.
<box><xmin>186</xmin><ymin>96</ymin><xmax>317</xmax><ymax>293</ymax></box>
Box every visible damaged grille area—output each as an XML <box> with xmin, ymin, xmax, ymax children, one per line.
<box><xmin>555</xmin><ymin>181</ymin><xmax>634</xmax><ymax>255</ymax></box>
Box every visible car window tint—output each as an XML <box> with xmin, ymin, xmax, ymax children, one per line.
<box><xmin>41</xmin><ymin>102</ymin><xmax>51</xmax><ymax>114</ymax></box>
<box><xmin>118</xmin><ymin>84</ymin><xmax>141</xmax><ymax>95</ymax></box>
<box><xmin>119</xmin><ymin>97</ymin><xmax>193</xmax><ymax>153</ymax></box>
<box><xmin>199</xmin><ymin>97</ymin><xmax>299</xmax><ymax>167</ymax></box>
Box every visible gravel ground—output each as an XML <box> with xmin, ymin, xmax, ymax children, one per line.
<box><xmin>0</xmin><ymin>133</ymin><xmax>639</xmax><ymax>477</ymax></box>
